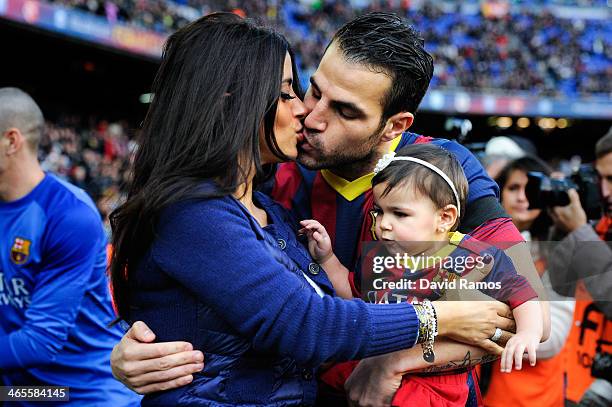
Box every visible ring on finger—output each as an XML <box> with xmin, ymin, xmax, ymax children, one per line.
<box><xmin>490</xmin><ymin>328</ymin><xmax>502</xmax><ymax>342</ymax></box>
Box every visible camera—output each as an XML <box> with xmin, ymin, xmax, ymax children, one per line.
<box><xmin>525</xmin><ymin>164</ymin><xmax>602</xmax><ymax>219</ymax></box>
<box><xmin>591</xmin><ymin>338</ymin><xmax>612</xmax><ymax>384</ymax></box>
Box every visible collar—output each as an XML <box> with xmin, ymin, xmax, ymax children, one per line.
<box><xmin>320</xmin><ymin>135</ymin><xmax>403</xmax><ymax>201</ymax></box>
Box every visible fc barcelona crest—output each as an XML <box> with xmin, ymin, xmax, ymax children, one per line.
<box><xmin>10</xmin><ymin>237</ymin><xmax>31</xmax><ymax>265</ymax></box>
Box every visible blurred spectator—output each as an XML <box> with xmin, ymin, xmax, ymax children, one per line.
<box><xmin>39</xmin><ymin>118</ymin><xmax>131</xmax><ymax>236</ymax></box>
<box><xmin>496</xmin><ymin>156</ymin><xmax>553</xmax><ymax>238</ymax></box>
<box><xmin>482</xmin><ymin>135</ymin><xmax>537</xmax><ymax>178</ymax></box>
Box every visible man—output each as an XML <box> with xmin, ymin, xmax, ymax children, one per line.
<box><xmin>548</xmin><ymin>129</ymin><xmax>612</xmax><ymax>407</ymax></box>
<box><xmin>0</xmin><ymin>88</ymin><xmax>140</xmax><ymax>405</ymax></box>
<box><xmin>110</xmin><ymin>12</ymin><xmax>548</xmax><ymax>405</ymax></box>
<box><xmin>549</xmin><ymin>128</ymin><xmax>612</xmax><ymax>316</ymax></box>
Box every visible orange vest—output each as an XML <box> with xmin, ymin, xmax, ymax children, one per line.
<box><xmin>483</xmin><ymin>356</ymin><xmax>564</xmax><ymax>407</ymax></box>
<box><xmin>483</xmin><ymin>249</ymin><xmax>564</xmax><ymax>407</ymax></box>
<box><xmin>561</xmin><ymin>282</ymin><xmax>611</xmax><ymax>402</ymax></box>
<box><xmin>485</xmin><ymin>283</ymin><xmax>611</xmax><ymax>405</ymax></box>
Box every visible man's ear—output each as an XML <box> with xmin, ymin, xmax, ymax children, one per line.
<box><xmin>380</xmin><ymin>112</ymin><xmax>414</xmax><ymax>143</ymax></box>
<box><xmin>3</xmin><ymin>128</ymin><xmax>25</xmax><ymax>156</ymax></box>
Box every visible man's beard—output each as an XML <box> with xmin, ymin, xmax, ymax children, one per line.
<box><xmin>297</xmin><ymin>125</ymin><xmax>384</xmax><ymax>171</ymax></box>
<box><xmin>297</xmin><ymin>143</ymin><xmax>377</xmax><ymax>171</ymax></box>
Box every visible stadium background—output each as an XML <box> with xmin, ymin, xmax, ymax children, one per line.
<box><xmin>1</xmin><ymin>0</ymin><xmax>611</xmax><ymax>234</ymax></box>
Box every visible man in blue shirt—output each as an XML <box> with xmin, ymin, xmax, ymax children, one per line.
<box><xmin>0</xmin><ymin>87</ymin><xmax>140</xmax><ymax>406</ymax></box>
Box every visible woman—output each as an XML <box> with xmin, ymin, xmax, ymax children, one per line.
<box><xmin>481</xmin><ymin>156</ymin><xmax>575</xmax><ymax>407</ymax></box>
<box><xmin>110</xmin><ymin>13</ymin><xmax>509</xmax><ymax>406</ymax></box>
<box><xmin>496</xmin><ymin>157</ymin><xmax>553</xmax><ymax>243</ymax></box>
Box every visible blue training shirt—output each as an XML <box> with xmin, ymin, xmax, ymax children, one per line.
<box><xmin>0</xmin><ymin>173</ymin><xmax>140</xmax><ymax>406</ymax></box>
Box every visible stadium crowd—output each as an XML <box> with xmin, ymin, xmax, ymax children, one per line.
<box><xmin>39</xmin><ymin>119</ymin><xmax>133</xmax><ymax>237</ymax></box>
<box><xmin>45</xmin><ymin>0</ymin><xmax>611</xmax><ymax>97</ymax></box>
<box><xmin>285</xmin><ymin>1</ymin><xmax>611</xmax><ymax>97</ymax></box>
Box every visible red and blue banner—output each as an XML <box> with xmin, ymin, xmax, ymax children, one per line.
<box><xmin>0</xmin><ymin>0</ymin><xmax>167</xmax><ymax>58</ymax></box>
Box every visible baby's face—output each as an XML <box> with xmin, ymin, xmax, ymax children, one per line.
<box><xmin>372</xmin><ymin>182</ymin><xmax>443</xmax><ymax>255</ymax></box>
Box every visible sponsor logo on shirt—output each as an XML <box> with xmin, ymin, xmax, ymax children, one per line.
<box><xmin>0</xmin><ymin>273</ymin><xmax>31</xmax><ymax>309</ymax></box>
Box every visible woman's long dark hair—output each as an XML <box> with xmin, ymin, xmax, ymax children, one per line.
<box><xmin>110</xmin><ymin>13</ymin><xmax>301</xmax><ymax>320</ymax></box>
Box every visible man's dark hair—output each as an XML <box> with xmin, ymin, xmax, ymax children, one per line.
<box><xmin>595</xmin><ymin>127</ymin><xmax>612</xmax><ymax>159</ymax></box>
<box><xmin>372</xmin><ymin>144</ymin><xmax>468</xmax><ymax>231</ymax></box>
<box><xmin>330</xmin><ymin>12</ymin><xmax>434</xmax><ymax>120</ymax></box>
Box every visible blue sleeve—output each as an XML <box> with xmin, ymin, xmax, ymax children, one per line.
<box><xmin>151</xmin><ymin>198</ymin><xmax>419</xmax><ymax>367</ymax></box>
<box><xmin>0</xmin><ymin>204</ymin><xmax>105</xmax><ymax>369</ymax></box>
<box><xmin>433</xmin><ymin>139</ymin><xmax>500</xmax><ymax>202</ymax></box>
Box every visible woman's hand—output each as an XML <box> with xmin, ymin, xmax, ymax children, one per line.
<box><xmin>433</xmin><ymin>301</ymin><xmax>516</xmax><ymax>355</ymax></box>
<box><xmin>299</xmin><ymin>220</ymin><xmax>333</xmax><ymax>263</ymax></box>
<box><xmin>500</xmin><ymin>331</ymin><xmax>539</xmax><ymax>372</ymax></box>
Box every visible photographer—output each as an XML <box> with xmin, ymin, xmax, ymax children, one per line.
<box><xmin>481</xmin><ymin>156</ymin><xmax>575</xmax><ymax>407</ymax></box>
<box><xmin>548</xmin><ymin>129</ymin><xmax>612</xmax><ymax>407</ymax></box>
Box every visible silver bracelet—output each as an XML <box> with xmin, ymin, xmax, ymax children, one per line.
<box><xmin>421</xmin><ymin>299</ymin><xmax>438</xmax><ymax>363</ymax></box>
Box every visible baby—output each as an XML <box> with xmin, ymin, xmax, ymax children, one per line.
<box><xmin>300</xmin><ymin>144</ymin><xmax>543</xmax><ymax>406</ymax></box>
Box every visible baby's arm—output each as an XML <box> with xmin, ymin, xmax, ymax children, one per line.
<box><xmin>299</xmin><ymin>220</ymin><xmax>353</xmax><ymax>299</ymax></box>
<box><xmin>500</xmin><ymin>300</ymin><xmax>543</xmax><ymax>372</ymax></box>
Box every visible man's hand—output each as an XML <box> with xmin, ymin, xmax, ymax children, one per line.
<box><xmin>345</xmin><ymin>354</ymin><xmax>403</xmax><ymax>407</ymax></box>
<box><xmin>550</xmin><ymin>189</ymin><xmax>587</xmax><ymax>233</ymax></box>
<box><xmin>110</xmin><ymin>321</ymin><xmax>204</xmax><ymax>394</ymax></box>
<box><xmin>433</xmin><ymin>300</ymin><xmax>515</xmax><ymax>355</ymax></box>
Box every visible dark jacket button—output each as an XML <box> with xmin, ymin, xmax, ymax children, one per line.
<box><xmin>301</xmin><ymin>369</ymin><xmax>313</xmax><ymax>380</ymax></box>
<box><xmin>278</xmin><ymin>239</ymin><xmax>287</xmax><ymax>250</ymax></box>
<box><xmin>308</xmin><ymin>263</ymin><xmax>320</xmax><ymax>275</ymax></box>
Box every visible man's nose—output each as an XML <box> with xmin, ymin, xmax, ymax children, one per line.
<box><xmin>304</xmin><ymin>99</ymin><xmax>327</xmax><ymax>133</ymax></box>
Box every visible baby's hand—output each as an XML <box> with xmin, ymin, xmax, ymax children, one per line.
<box><xmin>500</xmin><ymin>331</ymin><xmax>539</xmax><ymax>373</ymax></box>
<box><xmin>299</xmin><ymin>220</ymin><xmax>333</xmax><ymax>264</ymax></box>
